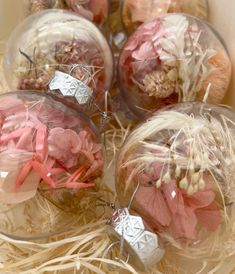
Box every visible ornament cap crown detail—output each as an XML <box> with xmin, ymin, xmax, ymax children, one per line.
<box><xmin>108</xmin><ymin>208</ymin><xmax>165</xmax><ymax>270</ymax></box>
<box><xmin>49</xmin><ymin>70</ymin><xmax>93</xmax><ymax>105</ymax></box>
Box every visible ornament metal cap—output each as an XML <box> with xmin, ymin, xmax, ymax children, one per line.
<box><xmin>108</xmin><ymin>208</ymin><xmax>165</xmax><ymax>271</ymax></box>
<box><xmin>49</xmin><ymin>70</ymin><xmax>93</xmax><ymax>105</ymax></box>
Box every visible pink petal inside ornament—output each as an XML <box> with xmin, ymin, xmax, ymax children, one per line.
<box><xmin>0</xmin><ymin>93</ymin><xmax>104</xmax><ymax>207</ymax></box>
<box><xmin>89</xmin><ymin>0</ymin><xmax>108</xmax><ymax>15</ymax></box>
<box><xmin>162</xmin><ymin>180</ymin><xmax>184</xmax><ymax>215</ymax></box>
<box><xmin>133</xmin><ymin>171</ymin><xmax>222</xmax><ymax>240</ymax></box>
<box><xmin>66</xmin><ymin>0</ymin><xmax>94</xmax><ymax>21</ymax></box>
<box><xmin>184</xmin><ymin>188</ymin><xmax>216</xmax><ymax>209</ymax></box>
<box><xmin>169</xmin><ymin>206</ymin><xmax>198</xmax><ymax>240</ymax></box>
<box><xmin>48</xmin><ymin>127</ymin><xmax>82</xmax><ymax>169</ymax></box>
<box><xmin>135</xmin><ymin>185</ymin><xmax>172</xmax><ymax>227</ymax></box>
<box><xmin>52</xmin><ymin>128</ymin><xmax>79</xmax><ymax>151</ymax></box>
<box><xmin>88</xmin><ymin>0</ymin><xmax>108</xmax><ymax>22</ymax></box>
<box><xmin>125</xmin><ymin>0</ymin><xmax>170</xmax><ymax>24</ymax></box>
<box><xmin>76</xmin><ymin>6</ymin><xmax>94</xmax><ymax>21</ymax></box>
<box><xmin>195</xmin><ymin>203</ymin><xmax>222</xmax><ymax>231</ymax></box>
<box><xmin>0</xmin><ymin>95</ymin><xmax>25</xmax><ymax>115</ymax></box>
<box><xmin>132</xmin><ymin>41</ymin><xmax>156</xmax><ymax>61</ymax></box>
<box><xmin>0</xmin><ymin>169</ymin><xmax>40</xmax><ymax>204</ymax></box>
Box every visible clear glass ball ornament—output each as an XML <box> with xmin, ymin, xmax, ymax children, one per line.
<box><xmin>116</xmin><ymin>102</ymin><xmax>235</xmax><ymax>250</ymax></box>
<box><xmin>0</xmin><ymin>92</ymin><xmax>104</xmax><ymax>238</ymax></box>
<box><xmin>25</xmin><ymin>0</ymin><xmax>109</xmax><ymax>29</ymax></box>
<box><xmin>121</xmin><ymin>0</ymin><xmax>208</xmax><ymax>34</ymax></box>
<box><xmin>3</xmin><ymin>9</ymin><xmax>113</xmax><ymax>115</ymax></box>
<box><xmin>118</xmin><ymin>14</ymin><xmax>231</xmax><ymax>118</ymax></box>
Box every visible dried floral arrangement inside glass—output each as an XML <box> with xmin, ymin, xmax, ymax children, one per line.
<box><xmin>0</xmin><ymin>92</ymin><xmax>104</xmax><ymax>238</ymax></box>
<box><xmin>26</xmin><ymin>0</ymin><xmax>109</xmax><ymax>28</ymax></box>
<box><xmin>121</xmin><ymin>0</ymin><xmax>208</xmax><ymax>34</ymax></box>
<box><xmin>116</xmin><ymin>102</ymin><xmax>235</xmax><ymax>254</ymax></box>
<box><xmin>3</xmin><ymin>9</ymin><xmax>113</xmax><ymax>115</ymax></box>
<box><xmin>118</xmin><ymin>14</ymin><xmax>231</xmax><ymax>118</ymax></box>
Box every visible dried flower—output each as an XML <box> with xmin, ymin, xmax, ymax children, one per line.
<box><xmin>29</xmin><ymin>0</ymin><xmax>56</xmax><ymax>13</ymax></box>
<box><xmin>198</xmin><ymin>51</ymin><xmax>232</xmax><ymax>104</ymax></box>
<box><xmin>4</xmin><ymin>10</ymin><xmax>113</xmax><ymax>118</ymax></box>
<box><xmin>117</xmin><ymin>102</ymin><xmax>235</xmax><ymax>242</ymax></box>
<box><xmin>191</xmin><ymin>172</ymin><xmax>201</xmax><ymax>184</ymax></box>
<box><xmin>142</xmin><ymin>70</ymin><xmax>176</xmax><ymax>98</ymax></box>
<box><xmin>65</xmin><ymin>0</ymin><xmax>108</xmax><ymax>25</ymax></box>
<box><xmin>175</xmin><ymin>165</ymin><xmax>181</xmax><ymax>177</ymax></box>
<box><xmin>156</xmin><ymin>179</ymin><xmax>162</xmax><ymax>188</ymax></box>
<box><xmin>187</xmin><ymin>184</ymin><xmax>195</xmax><ymax>195</ymax></box>
<box><xmin>179</xmin><ymin>177</ymin><xmax>188</xmax><ymax>190</ymax></box>
<box><xmin>0</xmin><ymin>93</ymin><xmax>104</xmax><ymax>204</ymax></box>
<box><xmin>28</xmin><ymin>0</ymin><xmax>108</xmax><ymax>26</ymax></box>
<box><xmin>162</xmin><ymin>170</ymin><xmax>172</xmax><ymax>183</ymax></box>
<box><xmin>134</xmin><ymin>180</ymin><xmax>221</xmax><ymax>240</ymax></box>
<box><xmin>122</xmin><ymin>0</ymin><xmax>208</xmax><ymax>34</ymax></box>
<box><xmin>198</xmin><ymin>178</ymin><xmax>206</xmax><ymax>190</ymax></box>
<box><xmin>118</xmin><ymin>14</ymin><xmax>231</xmax><ymax>117</ymax></box>
<box><xmin>48</xmin><ymin>128</ymin><xmax>81</xmax><ymax>168</ymax></box>
<box><xmin>16</xmin><ymin>41</ymin><xmax>107</xmax><ymax>116</ymax></box>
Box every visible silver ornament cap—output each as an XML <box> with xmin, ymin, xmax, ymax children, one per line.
<box><xmin>49</xmin><ymin>70</ymin><xmax>93</xmax><ymax>105</ymax></box>
<box><xmin>108</xmin><ymin>208</ymin><xmax>165</xmax><ymax>271</ymax></box>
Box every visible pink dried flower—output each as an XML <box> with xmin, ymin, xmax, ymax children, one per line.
<box><xmin>0</xmin><ymin>95</ymin><xmax>26</xmax><ymax>116</ymax></box>
<box><xmin>0</xmin><ymin>93</ymin><xmax>104</xmax><ymax>204</ymax></box>
<box><xmin>66</xmin><ymin>0</ymin><xmax>108</xmax><ymax>25</ymax></box>
<box><xmin>132</xmin><ymin>41</ymin><xmax>156</xmax><ymax>61</ymax></box>
<box><xmin>66</xmin><ymin>0</ymin><xmax>94</xmax><ymax>21</ymax></box>
<box><xmin>48</xmin><ymin>127</ymin><xmax>82</xmax><ymax>168</ymax></box>
<box><xmin>119</xmin><ymin>14</ymin><xmax>231</xmax><ymax>117</ymax></box>
<box><xmin>133</xmin><ymin>169</ymin><xmax>222</xmax><ymax>240</ymax></box>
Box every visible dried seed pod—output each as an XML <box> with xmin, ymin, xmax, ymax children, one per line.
<box><xmin>179</xmin><ymin>177</ymin><xmax>188</xmax><ymax>189</ymax></box>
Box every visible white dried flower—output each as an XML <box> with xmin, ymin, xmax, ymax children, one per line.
<box><xmin>194</xmin><ymin>184</ymin><xmax>199</xmax><ymax>193</ymax></box>
<box><xmin>187</xmin><ymin>184</ymin><xmax>195</xmax><ymax>195</ymax></box>
<box><xmin>194</xmin><ymin>155</ymin><xmax>201</xmax><ymax>166</ymax></box>
<box><xmin>191</xmin><ymin>172</ymin><xmax>201</xmax><ymax>184</ymax></box>
<box><xmin>156</xmin><ymin>179</ymin><xmax>162</xmax><ymax>188</ymax></box>
<box><xmin>163</xmin><ymin>171</ymin><xmax>171</xmax><ymax>184</ymax></box>
<box><xmin>175</xmin><ymin>166</ymin><xmax>181</xmax><ymax>177</ymax></box>
<box><xmin>179</xmin><ymin>177</ymin><xmax>188</xmax><ymax>189</ymax></box>
<box><xmin>167</xmin><ymin>68</ymin><xmax>178</xmax><ymax>81</ymax></box>
<box><xmin>143</xmin><ymin>70</ymin><xmax>176</xmax><ymax>99</ymax></box>
<box><xmin>198</xmin><ymin>178</ymin><xmax>206</xmax><ymax>190</ymax></box>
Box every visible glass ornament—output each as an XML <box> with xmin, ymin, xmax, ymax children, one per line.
<box><xmin>25</xmin><ymin>0</ymin><xmax>109</xmax><ymax>28</ymax></box>
<box><xmin>121</xmin><ymin>0</ymin><xmax>208</xmax><ymax>34</ymax></box>
<box><xmin>3</xmin><ymin>9</ymin><xmax>113</xmax><ymax>115</ymax></box>
<box><xmin>118</xmin><ymin>14</ymin><xmax>231</xmax><ymax>118</ymax></box>
<box><xmin>0</xmin><ymin>92</ymin><xmax>104</xmax><ymax>238</ymax></box>
<box><xmin>116</xmin><ymin>102</ymin><xmax>235</xmax><ymax>250</ymax></box>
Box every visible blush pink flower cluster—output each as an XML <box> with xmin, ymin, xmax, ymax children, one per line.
<box><xmin>0</xmin><ymin>93</ymin><xmax>104</xmax><ymax>204</ymax></box>
<box><xmin>126</xmin><ymin>164</ymin><xmax>222</xmax><ymax>241</ymax></box>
